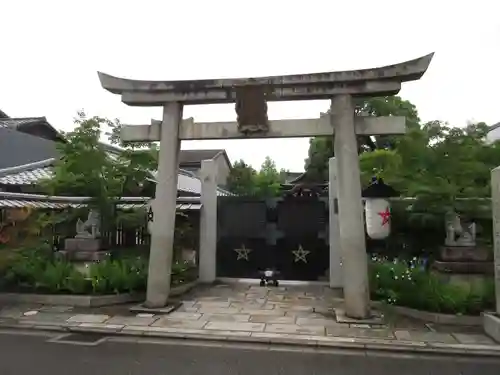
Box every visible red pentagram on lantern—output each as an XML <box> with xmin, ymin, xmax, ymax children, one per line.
<box><xmin>378</xmin><ymin>208</ymin><xmax>390</xmax><ymax>226</ymax></box>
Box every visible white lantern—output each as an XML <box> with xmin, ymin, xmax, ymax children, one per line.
<box><xmin>362</xmin><ymin>177</ymin><xmax>397</xmax><ymax>240</ymax></box>
<box><xmin>365</xmin><ymin>198</ymin><xmax>391</xmax><ymax>239</ymax></box>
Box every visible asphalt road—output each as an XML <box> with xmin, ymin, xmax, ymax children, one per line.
<box><xmin>0</xmin><ymin>330</ymin><xmax>499</xmax><ymax>375</ymax></box>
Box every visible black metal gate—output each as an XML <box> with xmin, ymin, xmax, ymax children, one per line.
<box><xmin>216</xmin><ymin>195</ymin><xmax>329</xmax><ymax>280</ymax></box>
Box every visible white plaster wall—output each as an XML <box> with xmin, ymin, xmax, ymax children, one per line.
<box><xmin>486</xmin><ymin>128</ymin><xmax>500</xmax><ymax>144</ymax></box>
<box><xmin>214</xmin><ymin>154</ymin><xmax>230</xmax><ymax>187</ymax></box>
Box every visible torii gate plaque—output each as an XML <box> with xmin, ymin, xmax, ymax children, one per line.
<box><xmin>98</xmin><ymin>53</ymin><xmax>434</xmax><ymax>318</ymax></box>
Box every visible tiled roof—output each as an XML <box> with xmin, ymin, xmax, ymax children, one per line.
<box><xmin>179</xmin><ymin>149</ymin><xmax>225</xmax><ymax>164</ymax></box>
<box><xmin>179</xmin><ymin>149</ymin><xmax>232</xmax><ymax>170</ymax></box>
<box><xmin>488</xmin><ymin>122</ymin><xmax>500</xmax><ymax>132</ymax></box>
<box><xmin>0</xmin><ymin>164</ymin><xmax>53</xmax><ymax>185</ymax></box>
<box><xmin>0</xmin><ymin>192</ymin><xmax>201</xmax><ymax>210</ymax></box>
<box><xmin>283</xmin><ymin>172</ymin><xmax>304</xmax><ymax>184</ymax></box>
<box><xmin>0</xmin><ymin>159</ymin><xmax>234</xmax><ymax>197</ymax></box>
<box><xmin>0</xmin><ymin>117</ymin><xmax>48</xmax><ymax>129</ymax></box>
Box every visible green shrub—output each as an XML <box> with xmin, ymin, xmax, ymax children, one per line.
<box><xmin>0</xmin><ymin>248</ymin><xmax>196</xmax><ymax>295</ymax></box>
<box><xmin>369</xmin><ymin>257</ymin><xmax>495</xmax><ymax>315</ymax></box>
<box><xmin>88</xmin><ymin>256</ymin><xmax>148</xmax><ymax>294</ymax></box>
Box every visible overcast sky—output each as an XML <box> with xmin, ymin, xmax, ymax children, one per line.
<box><xmin>1</xmin><ymin>1</ymin><xmax>499</xmax><ymax>172</ymax></box>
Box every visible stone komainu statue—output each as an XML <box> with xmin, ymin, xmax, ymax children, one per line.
<box><xmin>234</xmin><ymin>83</ymin><xmax>269</xmax><ymax>134</ymax></box>
<box><xmin>75</xmin><ymin>210</ymin><xmax>101</xmax><ymax>239</ymax></box>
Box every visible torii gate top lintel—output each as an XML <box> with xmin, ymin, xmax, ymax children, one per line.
<box><xmin>97</xmin><ymin>53</ymin><xmax>434</xmax><ymax>106</ymax></box>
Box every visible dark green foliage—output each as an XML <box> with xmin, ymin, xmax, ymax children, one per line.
<box><xmin>0</xmin><ymin>246</ymin><xmax>196</xmax><ymax>295</ymax></box>
<box><xmin>227</xmin><ymin>157</ymin><xmax>288</xmax><ymax>197</ymax></box>
<box><xmin>40</xmin><ymin>111</ymin><xmax>158</xmax><ymax>234</ymax></box>
<box><xmin>369</xmin><ymin>257</ymin><xmax>495</xmax><ymax>315</ymax></box>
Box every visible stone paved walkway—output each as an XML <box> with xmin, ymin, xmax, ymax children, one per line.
<box><xmin>0</xmin><ymin>283</ymin><xmax>498</xmax><ymax>354</ymax></box>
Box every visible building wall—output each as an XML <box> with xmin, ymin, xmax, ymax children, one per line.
<box><xmin>179</xmin><ymin>155</ymin><xmax>231</xmax><ymax>187</ymax></box>
<box><xmin>487</xmin><ymin>127</ymin><xmax>500</xmax><ymax>144</ymax></box>
<box><xmin>214</xmin><ymin>154</ymin><xmax>230</xmax><ymax>187</ymax></box>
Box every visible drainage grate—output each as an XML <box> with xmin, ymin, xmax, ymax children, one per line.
<box><xmin>47</xmin><ymin>332</ymin><xmax>108</xmax><ymax>346</ymax></box>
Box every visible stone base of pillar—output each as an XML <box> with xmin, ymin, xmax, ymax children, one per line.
<box><xmin>483</xmin><ymin>313</ymin><xmax>500</xmax><ymax>343</ymax></box>
<box><xmin>130</xmin><ymin>302</ymin><xmax>181</xmax><ymax>315</ymax></box>
<box><xmin>334</xmin><ymin>308</ymin><xmax>384</xmax><ymax>325</ymax></box>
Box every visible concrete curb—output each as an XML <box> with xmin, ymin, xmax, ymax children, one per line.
<box><xmin>372</xmin><ymin>302</ymin><xmax>482</xmax><ymax>326</ymax></box>
<box><xmin>0</xmin><ymin>281</ymin><xmax>197</xmax><ymax>307</ymax></box>
<box><xmin>2</xmin><ymin>321</ymin><xmax>499</xmax><ymax>357</ymax></box>
<box><xmin>0</xmin><ymin>292</ymin><xmax>144</xmax><ymax>307</ymax></box>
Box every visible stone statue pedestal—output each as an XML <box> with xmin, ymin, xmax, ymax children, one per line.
<box><xmin>65</xmin><ymin>238</ymin><xmax>103</xmax><ymax>252</ymax></box>
<box><xmin>432</xmin><ymin>245</ymin><xmax>493</xmax><ymax>293</ymax></box>
<box><xmin>56</xmin><ymin>237</ymin><xmax>109</xmax><ymax>263</ymax></box>
<box><xmin>439</xmin><ymin>245</ymin><xmax>491</xmax><ymax>262</ymax></box>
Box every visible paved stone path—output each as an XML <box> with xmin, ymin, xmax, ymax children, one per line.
<box><xmin>0</xmin><ymin>283</ymin><xmax>498</xmax><ymax>353</ymax></box>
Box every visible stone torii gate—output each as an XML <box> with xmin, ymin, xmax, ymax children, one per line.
<box><xmin>97</xmin><ymin>53</ymin><xmax>433</xmax><ymax>319</ymax></box>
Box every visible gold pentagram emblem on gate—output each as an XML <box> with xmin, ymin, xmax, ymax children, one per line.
<box><xmin>234</xmin><ymin>244</ymin><xmax>252</xmax><ymax>261</ymax></box>
<box><xmin>292</xmin><ymin>245</ymin><xmax>310</xmax><ymax>264</ymax></box>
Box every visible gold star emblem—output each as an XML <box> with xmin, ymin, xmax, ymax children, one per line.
<box><xmin>292</xmin><ymin>245</ymin><xmax>310</xmax><ymax>263</ymax></box>
<box><xmin>234</xmin><ymin>244</ymin><xmax>252</xmax><ymax>261</ymax></box>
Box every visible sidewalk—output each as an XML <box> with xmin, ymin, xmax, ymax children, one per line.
<box><xmin>0</xmin><ymin>283</ymin><xmax>498</xmax><ymax>356</ymax></box>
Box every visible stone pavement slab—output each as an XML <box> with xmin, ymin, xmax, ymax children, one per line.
<box><xmin>239</xmin><ymin>309</ymin><xmax>285</xmax><ymax>316</ymax></box>
<box><xmin>265</xmin><ymin>323</ymin><xmax>325</xmax><ymax>335</ymax></box>
<box><xmin>194</xmin><ymin>301</ymin><xmax>231</xmax><ymax>308</ymax></box>
<box><xmin>18</xmin><ymin>312</ymin><xmax>75</xmax><ymax>325</ymax></box>
<box><xmin>197</xmin><ymin>307</ymin><xmax>241</xmax><ymax>314</ymax></box>
<box><xmin>39</xmin><ymin>305</ymin><xmax>74</xmax><ymax>313</ymax></box>
<box><xmin>67</xmin><ymin>314</ymin><xmax>110</xmax><ymax>323</ymax></box>
<box><xmin>452</xmin><ymin>333</ymin><xmax>496</xmax><ymax>345</ymax></box>
<box><xmin>326</xmin><ymin>326</ymin><xmax>395</xmax><ymax>339</ymax></box>
<box><xmin>200</xmin><ymin>313</ymin><xmax>250</xmax><ymax>322</ymax></box>
<box><xmin>204</xmin><ymin>321</ymin><xmax>265</xmax><ymax>332</ymax></box>
<box><xmin>152</xmin><ymin>318</ymin><xmax>207</xmax><ymax>329</ymax></box>
<box><xmin>394</xmin><ymin>330</ymin><xmax>456</xmax><ymax>344</ymax></box>
<box><xmin>0</xmin><ymin>308</ymin><xmax>32</xmax><ymax>319</ymax></box>
<box><xmin>106</xmin><ymin>316</ymin><xmax>159</xmax><ymax>326</ymax></box>
<box><xmin>284</xmin><ymin>311</ymin><xmax>329</xmax><ymax>318</ymax></box>
<box><xmin>249</xmin><ymin>315</ymin><xmax>296</xmax><ymax>324</ymax></box>
<box><xmin>166</xmin><ymin>312</ymin><xmax>202</xmax><ymax>320</ymax></box>
<box><xmin>296</xmin><ymin>317</ymin><xmax>342</xmax><ymax>327</ymax></box>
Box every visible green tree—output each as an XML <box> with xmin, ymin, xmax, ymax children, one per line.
<box><xmin>226</xmin><ymin>156</ymin><xmax>285</xmax><ymax>197</ymax></box>
<box><xmin>361</xmin><ymin>121</ymin><xmax>500</xmax><ymax>200</ymax></box>
<box><xmin>254</xmin><ymin>156</ymin><xmax>283</xmax><ymax>197</ymax></box>
<box><xmin>41</xmin><ymin>111</ymin><xmax>157</xmax><ymax>231</ymax></box>
<box><xmin>304</xmin><ymin>96</ymin><xmax>420</xmax><ymax>182</ymax></box>
<box><xmin>226</xmin><ymin>160</ymin><xmax>257</xmax><ymax>196</ymax></box>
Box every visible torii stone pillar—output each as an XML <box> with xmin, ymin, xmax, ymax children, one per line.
<box><xmin>491</xmin><ymin>167</ymin><xmax>500</xmax><ymax>314</ymax></box>
<box><xmin>328</xmin><ymin>157</ymin><xmax>342</xmax><ymax>288</ymax></box>
<box><xmin>331</xmin><ymin>95</ymin><xmax>370</xmax><ymax>318</ymax></box>
<box><xmin>485</xmin><ymin>166</ymin><xmax>500</xmax><ymax>342</ymax></box>
<box><xmin>146</xmin><ymin>103</ymin><xmax>183</xmax><ymax>308</ymax></box>
<box><xmin>199</xmin><ymin>159</ymin><xmax>218</xmax><ymax>283</ymax></box>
